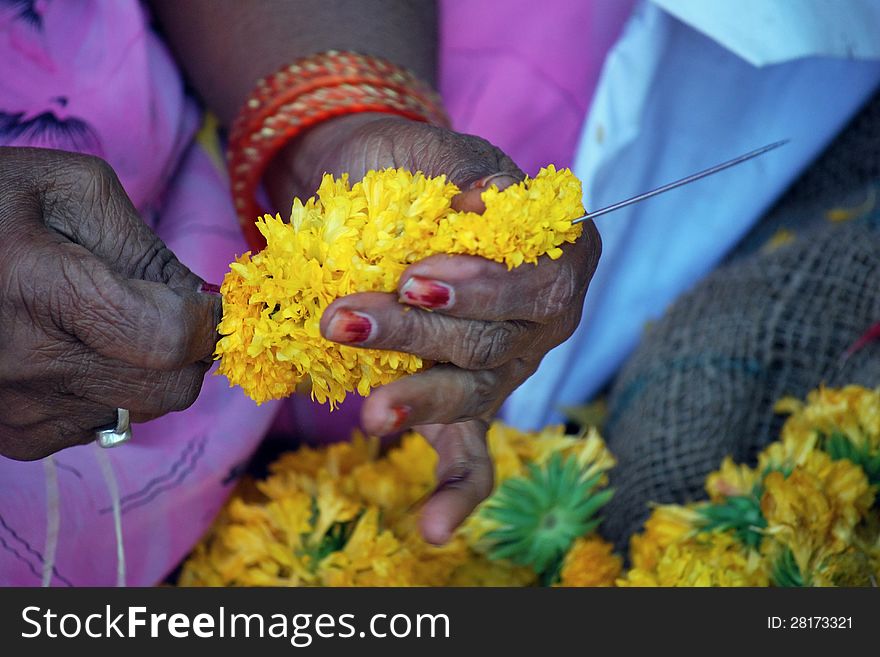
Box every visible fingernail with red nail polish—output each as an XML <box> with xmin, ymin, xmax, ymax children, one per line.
<box><xmin>400</xmin><ymin>276</ymin><xmax>454</xmax><ymax>310</ymax></box>
<box><xmin>199</xmin><ymin>282</ymin><xmax>222</xmax><ymax>296</ymax></box>
<box><xmin>380</xmin><ymin>405</ymin><xmax>411</xmax><ymax>435</ymax></box>
<box><xmin>326</xmin><ymin>309</ymin><xmax>375</xmax><ymax>344</ymax></box>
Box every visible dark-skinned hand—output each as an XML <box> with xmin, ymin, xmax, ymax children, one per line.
<box><xmin>264</xmin><ymin>114</ymin><xmax>602</xmax><ymax>544</ymax></box>
<box><xmin>0</xmin><ymin>147</ymin><xmax>220</xmax><ymax>460</ymax></box>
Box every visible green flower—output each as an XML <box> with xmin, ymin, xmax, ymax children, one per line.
<box><xmin>479</xmin><ymin>452</ymin><xmax>613</xmax><ymax>578</ymax></box>
<box><xmin>698</xmin><ymin>492</ymin><xmax>767</xmax><ymax>549</ymax></box>
<box><xmin>771</xmin><ymin>546</ymin><xmax>805</xmax><ymax>587</ymax></box>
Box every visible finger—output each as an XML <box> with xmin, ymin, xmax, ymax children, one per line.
<box><xmin>39</xmin><ymin>152</ymin><xmax>203</xmax><ymax>289</ymax></box>
<box><xmin>100</xmin><ymin>362</ymin><xmax>210</xmax><ymax>421</ymax></box>
<box><xmin>407</xmin><ymin>125</ymin><xmax>524</xmax><ymax>192</ymax></box>
<box><xmin>360</xmin><ymin>364</ymin><xmax>505</xmax><ymax>435</ymax></box>
<box><xmin>321</xmin><ymin>292</ymin><xmax>536</xmax><ymax>370</ymax></box>
<box><xmin>56</xmin><ymin>348</ymin><xmax>210</xmax><ymax>421</ymax></box>
<box><xmin>398</xmin><ymin>227</ymin><xmax>601</xmax><ymax>322</ymax></box>
<box><xmin>1</xmin><ymin>419</ymin><xmax>103</xmax><ymax>461</ymax></box>
<box><xmin>47</xmin><ymin>240</ymin><xmax>221</xmax><ymax>370</ymax></box>
<box><xmin>0</xmin><ymin>388</ymin><xmax>118</xmax><ymax>461</ymax></box>
<box><xmin>418</xmin><ymin>420</ymin><xmax>494</xmax><ymax>545</ymax></box>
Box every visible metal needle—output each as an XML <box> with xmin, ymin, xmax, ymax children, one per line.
<box><xmin>572</xmin><ymin>139</ymin><xmax>789</xmax><ymax>224</ymax></box>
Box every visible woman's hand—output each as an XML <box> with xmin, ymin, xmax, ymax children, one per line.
<box><xmin>265</xmin><ymin>115</ymin><xmax>601</xmax><ymax>543</ymax></box>
<box><xmin>0</xmin><ymin>147</ymin><xmax>220</xmax><ymax>460</ymax></box>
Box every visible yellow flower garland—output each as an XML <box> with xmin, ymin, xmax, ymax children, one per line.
<box><xmin>214</xmin><ymin>166</ymin><xmax>583</xmax><ymax>406</ymax></box>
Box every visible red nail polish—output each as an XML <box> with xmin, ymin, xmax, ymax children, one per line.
<box><xmin>199</xmin><ymin>282</ymin><xmax>222</xmax><ymax>296</ymax></box>
<box><xmin>328</xmin><ymin>309</ymin><xmax>374</xmax><ymax>344</ymax></box>
<box><xmin>388</xmin><ymin>405</ymin><xmax>411</xmax><ymax>433</ymax></box>
<box><xmin>400</xmin><ymin>276</ymin><xmax>453</xmax><ymax>310</ymax></box>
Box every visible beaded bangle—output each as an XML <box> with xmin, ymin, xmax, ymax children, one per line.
<box><xmin>227</xmin><ymin>50</ymin><xmax>450</xmax><ymax>251</ymax></box>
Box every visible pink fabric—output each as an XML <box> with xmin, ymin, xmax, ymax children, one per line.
<box><xmin>440</xmin><ymin>0</ymin><xmax>634</xmax><ymax>174</ymax></box>
<box><xmin>0</xmin><ymin>0</ymin><xmax>196</xmax><ymax>211</ymax></box>
<box><xmin>0</xmin><ymin>0</ymin><xmax>630</xmax><ymax>585</ymax></box>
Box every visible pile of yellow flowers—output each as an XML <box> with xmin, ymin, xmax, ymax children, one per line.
<box><xmin>179</xmin><ymin>422</ymin><xmax>620</xmax><ymax>587</ymax></box>
<box><xmin>180</xmin><ymin>385</ymin><xmax>880</xmax><ymax>587</ymax></box>
<box><xmin>214</xmin><ymin>166</ymin><xmax>583</xmax><ymax>406</ymax></box>
<box><xmin>620</xmin><ymin>385</ymin><xmax>880</xmax><ymax>586</ymax></box>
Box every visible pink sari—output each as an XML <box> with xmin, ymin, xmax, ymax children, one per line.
<box><xmin>0</xmin><ymin>0</ymin><xmax>631</xmax><ymax>585</ymax></box>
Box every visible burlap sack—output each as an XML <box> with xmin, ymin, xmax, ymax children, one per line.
<box><xmin>601</xmin><ymin>91</ymin><xmax>880</xmax><ymax>548</ymax></box>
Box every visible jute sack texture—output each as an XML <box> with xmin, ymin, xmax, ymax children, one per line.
<box><xmin>602</xmin><ymin>218</ymin><xmax>880</xmax><ymax>546</ymax></box>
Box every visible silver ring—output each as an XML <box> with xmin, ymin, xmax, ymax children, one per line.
<box><xmin>96</xmin><ymin>408</ymin><xmax>132</xmax><ymax>448</ymax></box>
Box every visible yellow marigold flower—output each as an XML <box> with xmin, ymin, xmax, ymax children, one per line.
<box><xmin>705</xmin><ymin>456</ymin><xmax>761</xmax><ymax>502</ymax></box>
<box><xmin>381</xmin><ymin>431</ymin><xmax>438</xmax><ymax>490</ymax></box>
<box><xmin>267</xmin><ymin>432</ymin><xmax>378</xmax><ymax>480</ymax></box>
<box><xmin>776</xmin><ymin>386</ymin><xmax>880</xmax><ymax>474</ymax></box>
<box><xmin>569</xmin><ymin>427</ymin><xmax>617</xmax><ymax>485</ymax></box>
<box><xmin>484</xmin><ymin>422</ymin><xmax>580</xmax><ymax>482</ymax></box>
<box><xmin>484</xmin><ymin>421</ymin><xmax>529</xmax><ymax>483</ymax></box>
<box><xmin>811</xmin><ymin>458</ymin><xmax>876</xmax><ymax>534</ymax></box>
<box><xmin>307</xmin><ymin>480</ymin><xmax>362</xmax><ymax>548</ymax></box>
<box><xmin>619</xmin><ymin>531</ymin><xmax>769</xmax><ymax>587</ymax></box>
<box><xmin>312</xmin><ymin>432</ymin><xmax>434</xmax><ymax>525</ymax></box>
<box><xmin>317</xmin><ymin>509</ymin><xmax>419</xmax><ymax>586</ymax></box>
<box><xmin>758</xmin><ymin>430</ymin><xmax>820</xmax><ymax>474</ymax></box>
<box><xmin>557</xmin><ymin>536</ymin><xmax>622</xmax><ymax>587</ymax></box>
<box><xmin>179</xmin><ymin>491</ymin><xmax>318</xmax><ymax>586</ymax></box>
<box><xmin>760</xmin><ymin>456</ymin><xmax>874</xmax><ymax>582</ymax></box>
<box><xmin>393</xmin><ymin>515</ymin><xmax>473</xmax><ymax>587</ymax></box>
<box><xmin>811</xmin><ymin>548</ymin><xmax>878</xmax><ymax>587</ymax></box>
<box><xmin>350</xmin><ymin>434</ymin><xmax>436</xmax><ymax>517</ymax></box>
<box><xmin>177</xmin><ymin>543</ymin><xmax>225</xmax><ymax>587</ymax></box>
<box><xmin>761</xmin><ymin>470</ymin><xmax>833</xmax><ymax>579</ymax></box>
<box><xmin>216</xmin><ymin>166</ymin><xmax>583</xmax><ymax>406</ymax></box>
<box><xmin>484</xmin><ymin>422</ymin><xmax>614</xmax><ymax>486</ymax></box>
<box><xmin>629</xmin><ymin>504</ymin><xmax>702</xmax><ymax>572</ymax></box>
<box><xmin>777</xmin><ymin>385</ymin><xmax>880</xmax><ymax>449</ymax></box>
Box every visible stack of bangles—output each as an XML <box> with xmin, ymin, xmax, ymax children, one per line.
<box><xmin>227</xmin><ymin>49</ymin><xmax>450</xmax><ymax>252</ymax></box>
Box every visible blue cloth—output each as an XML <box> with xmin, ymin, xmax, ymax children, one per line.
<box><xmin>502</xmin><ymin>0</ymin><xmax>880</xmax><ymax>429</ymax></box>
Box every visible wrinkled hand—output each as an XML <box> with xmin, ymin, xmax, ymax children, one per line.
<box><xmin>265</xmin><ymin>115</ymin><xmax>601</xmax><ymax>543</ymax></box>
<box><xmin>0</xmin><ymin>147</ymin><xmax>220</xmax><ymax>460</ymax></box>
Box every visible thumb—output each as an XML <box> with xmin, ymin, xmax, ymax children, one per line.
<box><xmin>450</xmin><ymin>171</ymin><xmax>524</xmax><ymax>214</ymax></box>
<box><xmin>48</xmin><ymin>239</ymin><xmax>220</xmax><ymax>370</ymax></box>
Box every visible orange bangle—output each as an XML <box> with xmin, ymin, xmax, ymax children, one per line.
<box><xmin>227</xmin><ymin>50</ymin><xmax>450</xmax><ymax>251</ymax></box>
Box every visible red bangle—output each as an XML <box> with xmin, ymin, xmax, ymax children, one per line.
<box><xmin>227</xmin><ymin>50</ymin><xmax>450</xmax><ymax>251</ymax></box>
